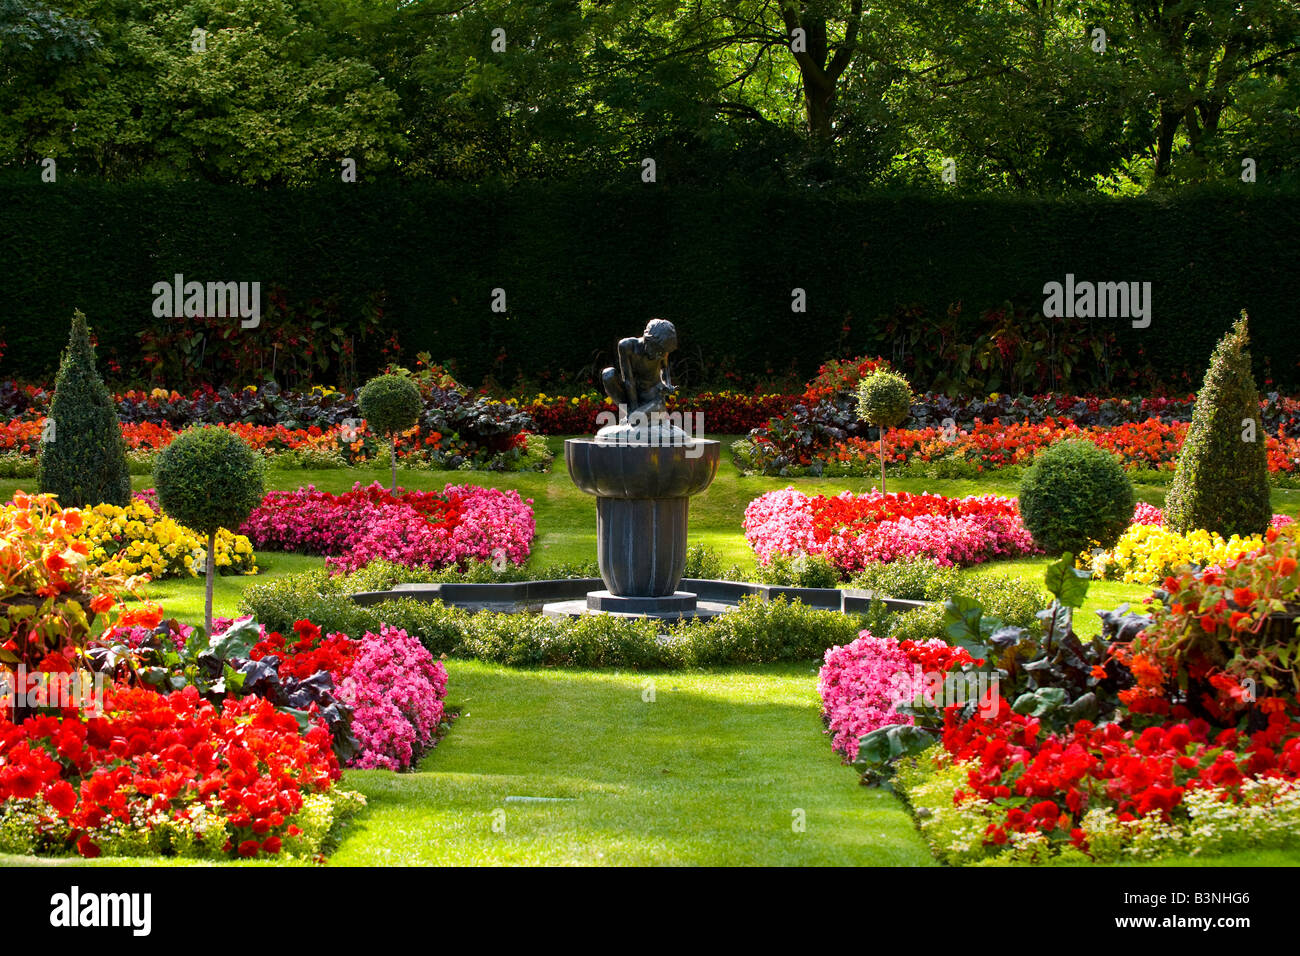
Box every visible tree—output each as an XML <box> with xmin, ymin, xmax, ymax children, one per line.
<box><xmin>1163</xmin><ymin>313</ymin><xmax>1272</xmax><ymax>538</ymax></box>
<box><xmin>358</xmin><ymin>373</ymin><xmax>422</xmax><ymax>492</ymax></box>
<box><xmin>857</xmin><ymin>369</ymin><xmax>912</xmax><ymax>493</ymax></box>
<box><xmin>153</xmin><ymin>427</ymin><xmax>264</xmax><ymax>633</ymax></box>
<box><xmin>37</xmin><ymin>310</ymin><xmax>131</xmax><ymax>508</ymax></box>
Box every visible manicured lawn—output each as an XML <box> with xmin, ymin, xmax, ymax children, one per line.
<box><xmin>331</xmin><ymin>662</ymin><xmax>932</xmax><ymax>866</ymax></box>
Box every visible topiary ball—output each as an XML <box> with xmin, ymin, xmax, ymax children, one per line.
<box><xmin>857</xmin><ymin>370</ymin><xmax>913</xmax><ymax>428</ymax></box>
<box><xmin>1018</xmin><ymin>439</ymin><xmax>1135</xmax><ymax>556</ymax></box>
<box><xmin>358</xmin><ymin>374</ymin><xmax>422</xmax><ymax>438</ymax></box>
<box><xmin>153</xmin><ymin>427</ymin><xmax>265</xmax><ymax>537</ymax></box>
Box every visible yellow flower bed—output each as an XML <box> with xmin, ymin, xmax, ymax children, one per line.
<box><xmin>1089</xmin><ymin>523</ymin><xmax>1266</xmax><ymax>585</ymax></box>
<box><xmin>74</xmin><ymin>500</ymin><xmax>257</xmax><ymax>579</ymax></box>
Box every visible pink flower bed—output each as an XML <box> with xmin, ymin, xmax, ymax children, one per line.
<box><xmin>743</xmin><ymin>488</ymin><xmax>1037</xmax><ymax>573</ymax></box>
<box><xmin>817</xmin><ymin>632</ymin><xmax>964</xmax><ymax>760</ymax></box>
<box><xmin>239</xmin><ymin>481</ymin><xmax>535</xmax><ymax>573</ymax></box>
<box><xmin>340</xmin><ymin>624</ymin><xmax>449</xmax><ymax>771</ymax></box>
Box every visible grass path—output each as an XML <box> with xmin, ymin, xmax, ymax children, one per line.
<box><xmin>329</xmin><ymin>662</ymin><xmax>934</xmax><ymax>866</ymax></box>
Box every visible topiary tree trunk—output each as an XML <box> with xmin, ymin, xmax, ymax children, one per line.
<box><xmin>1164</xmin><ymin>313</ymin><xmax>1272</xmax><ymax>537</ymax></box>
<box><xmin>878</xmin><ymin>432</ymin><xmax>887</xmax><ymax>494</ymax></box>
<box><xmin>391</xmin><ymin>435</ymin><xmax>398</xmax><ymax>493</ymax></box>
<box><xmin>37</xmin><ymin>311</ymin><xmax>132</xmax><ymax>507</ymax></box>
<box><xmin>205</xmin><ymin>529</ymin><xmax>216</xmax><ymax>634</ymax></box>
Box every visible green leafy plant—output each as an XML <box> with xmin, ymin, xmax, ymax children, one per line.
<box><xmin>1018</xmin><ymin>439</ymin><xmax>1134</xmax><ymax>555</ymax></box>
<box><xmin>752</xmin><ymin>552</ymin><xmax>841</xmax><ymax>588</ymax></box>
<box><xmin>856</xmin><ymin>369</ymin><xmax>913</xmax><ymax>492</ymax></box>
<box><xmin>852</xmin><ymin>555</ymin><xmax>1133</xmax><ymax>783</ymax></box>
<box><xmin>37</xmin><ymin>311</ymin><xmax>131</xmax><ymax>507</ymax></box>
<box><xmin>358</xmin><ymin>372</ymin><xmax>423</xmax><ymax>490</ymax></box>
<box><xmin>153</xmin><ymin>427</ymin><xmax>265</xmax><ymax>631</ymax></box>
<box><xmin>1164</xmin><ymin>313</ymin><xmax>1273</xmax><ymax>537</ymax></box>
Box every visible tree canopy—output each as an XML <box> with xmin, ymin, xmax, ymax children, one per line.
<box><xmin>1</xmin><ymin>0</ymin><xmax>1296</xmax><ymax>190</ymax></box>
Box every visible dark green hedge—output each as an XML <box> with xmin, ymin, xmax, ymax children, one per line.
<box><xmin>2</xmin><ymin>181</ymin><xmax>1296</xmax><ymax>390</ymax></box>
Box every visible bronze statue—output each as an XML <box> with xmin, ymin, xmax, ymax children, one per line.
<box><xmin>601</xmin><ymin>319</ymin><xmax>678</xmax><ymax>416</ymax></box>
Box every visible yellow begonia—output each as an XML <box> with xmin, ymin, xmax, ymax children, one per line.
<box><xmin>71</xmin><ymin>500</ymin><xmax>258</xmax><ymax>579</ymax></box>
<box><xmin>1091</xmin><ymin>523</ymin><xmax>1264</xmax><ymax>585</ymax></box>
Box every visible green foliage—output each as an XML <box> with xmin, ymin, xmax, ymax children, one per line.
<box><xmin>240</xmin><ymin>567</ymin><xmax>864</xmax><ymax>670</ymax></box>
<box><xmin>153</xmin><ymin>426</ymin><xmax>265</xmax><ymax>536</ymax></box>
<box><xmin>849</xmin><ymin>559</ymin><xmax>960</xmax><ymax>601</ymax></box>
<box><xmin>682</xmin><ymin>543</ymin><xmax>730</xmax><ymax>580</ymax></box>
<box><xmin>5</xmin><ymin>186</ymin><xmax>1299</xmax><ymax>393</ymax></box>
<box><xmin>751</xmin><ymin>552</ymin><xmax>841</xmax><ymax>588</ymax></box>
<box><xmin>856</xmin><ymin>370</ymin><xmax>914</xmax><ymax>428</ymax></box>
<box><xmin>1164</xmin><ymin>314</ymin><xmax>1273</xmax><ymax>537</ymax></box>
<box><xmin>357</xmin><ymin>373</ymin><xmax>422</xmax><ymax>438</ymax></box>
<box><xmin>36</xmin><ymin>310</ymin><xmax>130</xmax><ymax>507</ymax></box>
<box><xmin>1018</xmin><ymin>439</ymin><xmax>1135</xmax><ymax>555</ymax></box>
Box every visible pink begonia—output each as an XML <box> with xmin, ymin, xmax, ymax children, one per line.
<box><xmin>818</xmin><ymin>631</ymin><xmax>950</xmax><ymax>761</ymax></box>
<box><xmin>339</xmin><ymin>624</ymin><xmax>449</xmax><ymax>771</ymax></box>
<box><xmin>238</xmin><ymin>481</ymin><xmax>535</xmax><ymax>574</ymax></box>
<box><xmin>744</xmin><ymin>488</ymin><xmax>1037</xmax><ymax>572</ymax></box>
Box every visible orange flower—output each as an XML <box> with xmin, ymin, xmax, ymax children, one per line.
<box><xmin>117</xmin><ymin>603</ymin><xmax>164</xmax><ymax>630</ymax></box>
<box><xmin>89</xmin><ymin>593</ymin><xmax>115</xmax><ymax>616</ymax></box>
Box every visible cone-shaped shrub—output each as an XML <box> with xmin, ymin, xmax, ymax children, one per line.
<box><xmin>1164</xmin><ymin>313</ymin><xmax>1272</xmax><ymax>537</ymax></box>
<box><xmin>37</xmin><ymin>310</ymin><xmax>131</xmax><ymax>507</ymax></box>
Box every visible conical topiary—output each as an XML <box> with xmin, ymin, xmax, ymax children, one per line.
<box><xmin>37</xmin><ymin>310</ymin><xmax>132</xmax><ymax>507</ymax></box>
<box><xmin>1163</xmin><ymin>313</ymin><xmax>1272</xmax><ymax>537</ymax></box>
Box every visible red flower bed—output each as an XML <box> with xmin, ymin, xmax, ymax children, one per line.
<box><xmin>0</xmin><ymin>684</ymin><xmax>339</xmax><ymax>859</ymax></box>
<box><xmin>943</xmin><ymin>700</ymin><xmax>1300</xmax><ymax>850</ymax></box>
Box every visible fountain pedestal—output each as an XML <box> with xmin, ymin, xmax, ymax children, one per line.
<box><xmin>548</xmin><ymin>433</ymin><xmax>719</xmax><ymax>619</ymax></box>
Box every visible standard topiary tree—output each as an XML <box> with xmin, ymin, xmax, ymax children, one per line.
<box><xmin>1018</xmin><ymin>439</ymin><xmax>1135</xmax><ymax>556</ymax></box>
<box><xmin>857</xmin><ymin>369</ymin><xmax>912</xmax><ymax>493</ymax></box>
<box><xmin>153</xmin><ymin>427</ymin><xmax>265</xmax><ymax>633</ymax></box>
<box><xmin>37</xmin><ymin>310</ymin><xmax>132</xmax><ymax>507</ymax></box>
<box><xmin>357</xmin><ymin>373</ymin><xmax>422</xmax><ymax>492</ymax></box>
<box><xmin>1163</xmin><ymin>313</ymin><xmax>1272</xmax><ymax>538</ymax></box>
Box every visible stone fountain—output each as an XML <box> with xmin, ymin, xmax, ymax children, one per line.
<box><xmin>543</xmin><ymin>319</ymin><xmax>721</xmax><ymax>619</ymax></box>
<box><xmin>347</xmin><ymin>320</ymin><xmax>930</xmax><ymax>621</ymax></box>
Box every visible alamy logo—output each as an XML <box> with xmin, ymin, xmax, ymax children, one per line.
<box><xmin>49</xmin><ymin>886</ymin><xmax>151</xmax><ymax>936</ymax></box>
<box><xmin>151</xmin><ymin>274</ymin><xmax>261</xmax><ymax>328</ymax></box>
<box><xmin>1042</xmin><ymin>274</ymin><xmax>1151</xmax><ymax>328</ymax></box>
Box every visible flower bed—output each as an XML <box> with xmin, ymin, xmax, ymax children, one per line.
<box><xmin>744</xmin><ymin>488</ymin><xmax>1037</xmax><ymax>574</ymax></box>
<box><xmin>1090</xmin><ymin>508</ymin><xmax>1294</xmax><ymax>584</ymax></box>
<box><xmin>825</xmin><ymin>537</ymin><xmax>1300</xmax><ymax>865</ymax></box>
<box><xmin>0</xmin><ymin>685</ymin><xmax>360</xmax><ymax>860</ymax></box>
<box><xmin>73</xmin><ymin>498</ymin><xmax>257</xmax><ymax>580</ymax></box>
<box><xmin>740</xmin><ymin>416</ymin><xmax>1300</xmax><ymax>481</ymax></box>
<box><xmin>818</xmin><ymin>634</ymin><xmax>972</xmax><ymax>760</ymax></box>
<box><xmin>250</xmin><ymin>619</ymin><xmax>449</xmax><ymax>771</ymax></box>
<box><xmin>239</xmin><ymin>481</ymin><xmax>535</xmax><ymax>574</ymax></box>
<box><xmin>512</xmin><ymin>389</ymin><xmax>793</xmax><ymax>435</ymax></box>
<box><xmin>0</xmin><ymin>493</ymin><xmax>373</xmax><ymax>862</ymax></box>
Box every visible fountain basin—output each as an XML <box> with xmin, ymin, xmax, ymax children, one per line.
<box><xmin>565</xmin><ymin>437</ymin><xmax>720</xmax><ymax>601</ymax></box>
